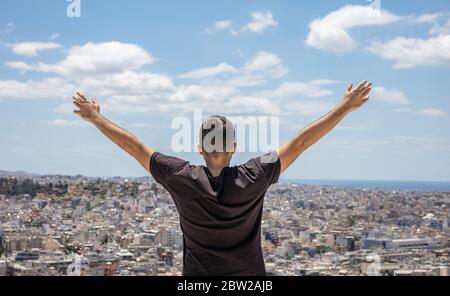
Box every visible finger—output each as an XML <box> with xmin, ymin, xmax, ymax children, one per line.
<box><xmin>347</xmin><ymin>83</ymin><xmax>353</xmax><ymax>92</ymax></box>
<box><xmin>73</xmin><ymin>100</ymin><xmax>83</xmax><ymax>109</ymax></box>
<box><xmin>72</xmin><ymin>96</ymin><xmax>82</xmax><ymax>104</ymax></box>
<box><xmin>359</xmin><ymin>85</ymin><xmax>372</xmax><ymax>97</ymax></box>
<box><xmin>361</xmin><ymin>81</ymin><xmax>372</xmax><ymax>91</ymax></box>
<box><xmin>354</xmin><ymin>80</ymin><xmax>368</xmax><ymax>92</ymax></box>
<box><xmin>76</xmin><ymin>92</ymin><xmax>88</xmax><ymax>102</ymax></box>
<box><xmin>73</xmin><ymin>96</ymin><xmax>84</xmax><ymax>105</ymax></box>
<box><xmin>73</xmin><ymin>110</ymin><xmax>81</xmax><ymax>114</ymax></box>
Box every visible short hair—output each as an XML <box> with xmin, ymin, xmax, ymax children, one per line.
<box><xmin>200</xmin><ymin>115</ymin><xmax>236</xmax><ymax>154</ymax></box>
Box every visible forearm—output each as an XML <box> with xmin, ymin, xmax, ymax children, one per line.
<box><xmin>278</xmin><ymin>102</ymin><xmax>352</xmax><ymax>172</ymax></box>
<box><xmin>91</xmin><ymin>114</ymin><xmax>150</xmax><ymax>160</ymax></box>
<box><xmin>294</xmin><ymin>102</ymin><xmax>351</xmax><ymax>152</ymax></box>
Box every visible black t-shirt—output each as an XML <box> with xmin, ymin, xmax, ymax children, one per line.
<box><xmin>149</xmin><ymin>151</ymin><xmax>281</xmax><ymax>276</ymax></box>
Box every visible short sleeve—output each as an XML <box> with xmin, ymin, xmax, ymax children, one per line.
<box><xmin>149</xmin><ymin>152</ymin><xmax>189</xmax><ymax>186</ymax></box>
<box><xmin>242</xmin><ymin>151</ymin><xmax>281</xmax><ymax>186</ymax></box>
<box><xmin>257</xmin><ymin>151</ymin><xmax>281</xmax><ymax>185</ymax></box>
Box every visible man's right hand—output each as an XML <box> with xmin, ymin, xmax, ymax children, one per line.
<box><xmin>72</xmin><ymin>92</ymin><xmax>102</xmax><ymax>124</ymax></box>
<box><xmin>276</xmin><ymin>79</ymin><xmax>372</xmax><ymax>174</ymax></box>
<box><xmin>341</xmin><ymin>80</ymin><xmax>372</xmax><ymax>112</ymax></box>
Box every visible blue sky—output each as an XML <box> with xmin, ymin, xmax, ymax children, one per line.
<box><xmin>0</xmin><ymin>0</ymin><xmax>449</xmax><ymax>181</ymax></box>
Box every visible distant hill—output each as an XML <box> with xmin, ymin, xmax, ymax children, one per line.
<box><xmin>0</xmin><ymin>170</ymin><xmax>39</xmax><ymax>177</ymax></box>
<box><xmin>0</xmin><ymin>169</ymin><xmax>147</xmax><ymax>181</ymax></box>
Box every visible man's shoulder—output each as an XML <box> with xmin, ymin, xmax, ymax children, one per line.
<box><xmin>238</xmin><ymin>151</ymin><xmax>279</xmax><ymax>169</ymax></box>
<box><xmin>235</xmin><ymin>151</ymin><xmax>281</xmax><ymax>185</ymax></box>
<box><xmin>150</xmin><ymin>152</ymin><xmax>194</xmax><ymax>182</ymax></box>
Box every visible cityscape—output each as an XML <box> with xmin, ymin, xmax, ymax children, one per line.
<box><xmin>0</xmin><ymin>170</ymin><xmax>448</xmax><ymax>276</ymax></box>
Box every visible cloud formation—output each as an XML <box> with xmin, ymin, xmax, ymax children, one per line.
<box><xmin>242</xmin><ymin>11</ymin><xmax>278</xmax><ymax>34</ymax></box>
<box><xmin>205</xmin><ymin>20</ymin><xmax>234</xmax><ymax>35</ymax></box>
<box><xmin>205</xmin><ymin>11</ymin><xmax>277</xmax><ymax>36</ymax></box>
<box><xmin>306</xmin><ymin>5</ymin><xmax>401</xmax><ymax>54</ymax></box>
<box><xmin>417</xmin><ymin>108</ymin><xmax>447</xmax><ymax>117</ymax></box>
<box><xmin>48</xmin><ymin>119</ymin><xmax>87</xmax><ymax>127</ymax></box>
<box><xmin>6</xmin><ymin>41</ymin><xmax>154</xmax><ymax>76</ymax></box>
<box><xmin>2</xmin><ymin>40</ymin><xmax>338</xmax><ymax>118</ymax></box>
<box><xmin>179</xmin><ymin>63</ymin><xmax>237</xmax><ymax>79</ymax></box>
<box><xmin>0</xmin><ymin>78</ymin><xmax>75</xmax><ymax>99</ymax></box>
<box><xmin>7</xmin><ymin>42</ymin><xmax>62</xmax><ymax>56</ymax></box>
<box><xmin>371</xmin><ymin>86</ymin><xmax>410</xmax><ymax>105</ymax></box>
<box><xmin>367</xmin><ymin>34</ymin><xmax>450</xmax><ymax>69</ymax></box>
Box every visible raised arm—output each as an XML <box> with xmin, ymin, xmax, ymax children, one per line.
<box><xmin>72</xmin><ymin>92</ymin><xmax>155</xmax><ymax>173</ymax></box>
<box><xmin>276</xmin><ymin>80</ymin><xmax>372</xmax><ymax>174</ymax></box>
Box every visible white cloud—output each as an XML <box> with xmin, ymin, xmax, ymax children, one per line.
<box><xmin>414</xmin><ymin>13</ymin><xmax>440</xmax><ymax>23</ymax></box>
<box><xmin>0</xmin><ymin>78</ymin><xmax>75</xmax><ymax>99</ymax></box>
<box><xmin>372</xmin><ymin>86</ymin><xmax>410</xmax><ymax>105</ymax></box>
<box><xmin>306</xmin><ymin>5</ymin><xmax>401</xmax><ymax>53</ymax></box>
<box><xmin>170</xmin><ymin>84</ymin><xmax>237</xmax><ymax>103</ymax></box>
<box><xmin>48</xmin><ymin>119</ymin><xmax>86</xmax><ymax>127</ymax></box>
<box><xmin>50</xmin><ymin>33</ymin><xmax>60</xmax><ymax>40</ymax></box>
<box><xmin>408</xmin><ymin>13</ymin><xmax>450</xmax><ymax>35</ymax></box>
<box><xmin>417</xmin><ymin>108</ymin><xmax>447</xmax><ymax>117</ymax></box>
<box><xmin>260</xmin><ymin>81</ymin><xmax>334</xmax><ymax>99</ymax></box>
<box><xmin>245</xmin><ymin>51</ymin><xmax>280</xmax><ymax>71</ymax></box>
<box><xmin>243</xmin><ymin>51</ymin><xmax>287</xmax><ymax>78</ymax></box>
<box><xmin>179</xmin><ymin>51</ymin><xmax>287</xmax><ymax>88</ymax></box>
<box><xmin>78</xmin><ymin>71</ymin><xmax>175</xmax><ymax>96</ymax></box>
<box><xmin>308</xmin><ymin>79</ymin><xmax>341</xmax><ymax>86</ymax></box>
<box><xmin>7</xmin><ymin>42</ymin><xmax>62</xmax><ymax>56</ymax></box>
<box><xmin>207</xmin><ymin>11</ymin><xmax>277</xmax><ymax>36</ymax></box>
<box><xmin>205</xmin><ymin>20</ymin><xmax>234</xmax><ymax>35</ymax></box>
<box><xmin>367</xmin><ymin>34</ymin><xmax>450</xmax><ymax>68</ymax></box>
<box><xmin>5</xmin><ymin>61</ymin><xmax>34</xmax><ymax>72</ymax></box>
<box><xmin>429</xmin><ymin>19</ymin><xmax>450</xmax><ymax>35</ymax></box>
<box><xmin>242</xmin><ymin>11</ymin><xmax>278</xmax><ymax>34</ymax></box>
<box><xmin>223</xmin><ymin>75</ymin><xmax>268</xmax><ymax>88</ymax></box>
<box><xmin>179</xmin><ymin>63</ymin><xmax>237</xmax><ymax>79</ymax></box>
<box><xmin>223</xmin><ymin>53</ymin><xmax>288</xmax><ymax>87</ymax></box>
<box><xmin>2</xmin><ymin>40</ymin><xmax>336</xmax><ymax>119</ymax></box>
<box><xmin>222</xmin><ymin>96</ymin><xmax>280</xmax><ymax>115</ymax></box>
<box><xmin>7</xmin><ymin>41</ymin><xmax>154</xmax><ymax>76</ymax></box>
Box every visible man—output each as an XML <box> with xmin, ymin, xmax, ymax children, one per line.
<box><xmin>72</xmin><ymin>80</ymin><xmax>372</xmax><ymax>275</ymax></box>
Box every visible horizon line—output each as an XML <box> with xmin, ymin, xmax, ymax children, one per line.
<box><xmin>2</xmin><ymin>168</ymin><xmax>450</xmax><ymax>184</ymax></box>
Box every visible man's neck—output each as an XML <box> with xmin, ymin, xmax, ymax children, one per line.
<box><xmin>206</xmin><ymin>160</ymin><xmax>230</xmax><ymax>177</ymax></box>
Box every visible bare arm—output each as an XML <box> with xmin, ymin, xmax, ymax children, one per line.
<box><xmin>72</xmin><ymin>92</ymin><xmax>155</xmax><ymax>173</ymax></box>
<box><xmin>277</xmin><ymin>80</ymin><xmax>372</xmax><ymax>174</ymax></box>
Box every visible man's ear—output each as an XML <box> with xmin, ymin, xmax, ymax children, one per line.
<box><xmin>231</xmin><ymin>143</ymin><xmax>237</xmax><ymax>154</ymax></box>
<box><xmin>197</xmin><ymin>143</ymin><xmax>204</xmax><ymax>156</ymax></box>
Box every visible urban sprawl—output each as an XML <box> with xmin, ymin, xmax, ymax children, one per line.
<box><xmin>0</xmin><ymin>173</ymin><xmax>448</xmax><ymax>276</ymax></box>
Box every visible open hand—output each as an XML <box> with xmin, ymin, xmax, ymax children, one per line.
<box><xmin>342</xmin><ymin>80</ymin><xmax>372</xmax><ymax>112</ymax></box>
<box><xmin>72</xmin><ymin>92</ymin><xmax>101</xmax><ymax>124</ymax></box>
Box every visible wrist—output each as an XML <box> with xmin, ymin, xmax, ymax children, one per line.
<box><xmin>338</xmin><ymin>101</ymin><xmax>354</xmax><ymax>114</ymax></box>
<box><xmin>90</xmin><ymin>113</ymin><xmax>103</xmax><ymax>125</ymax></box>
